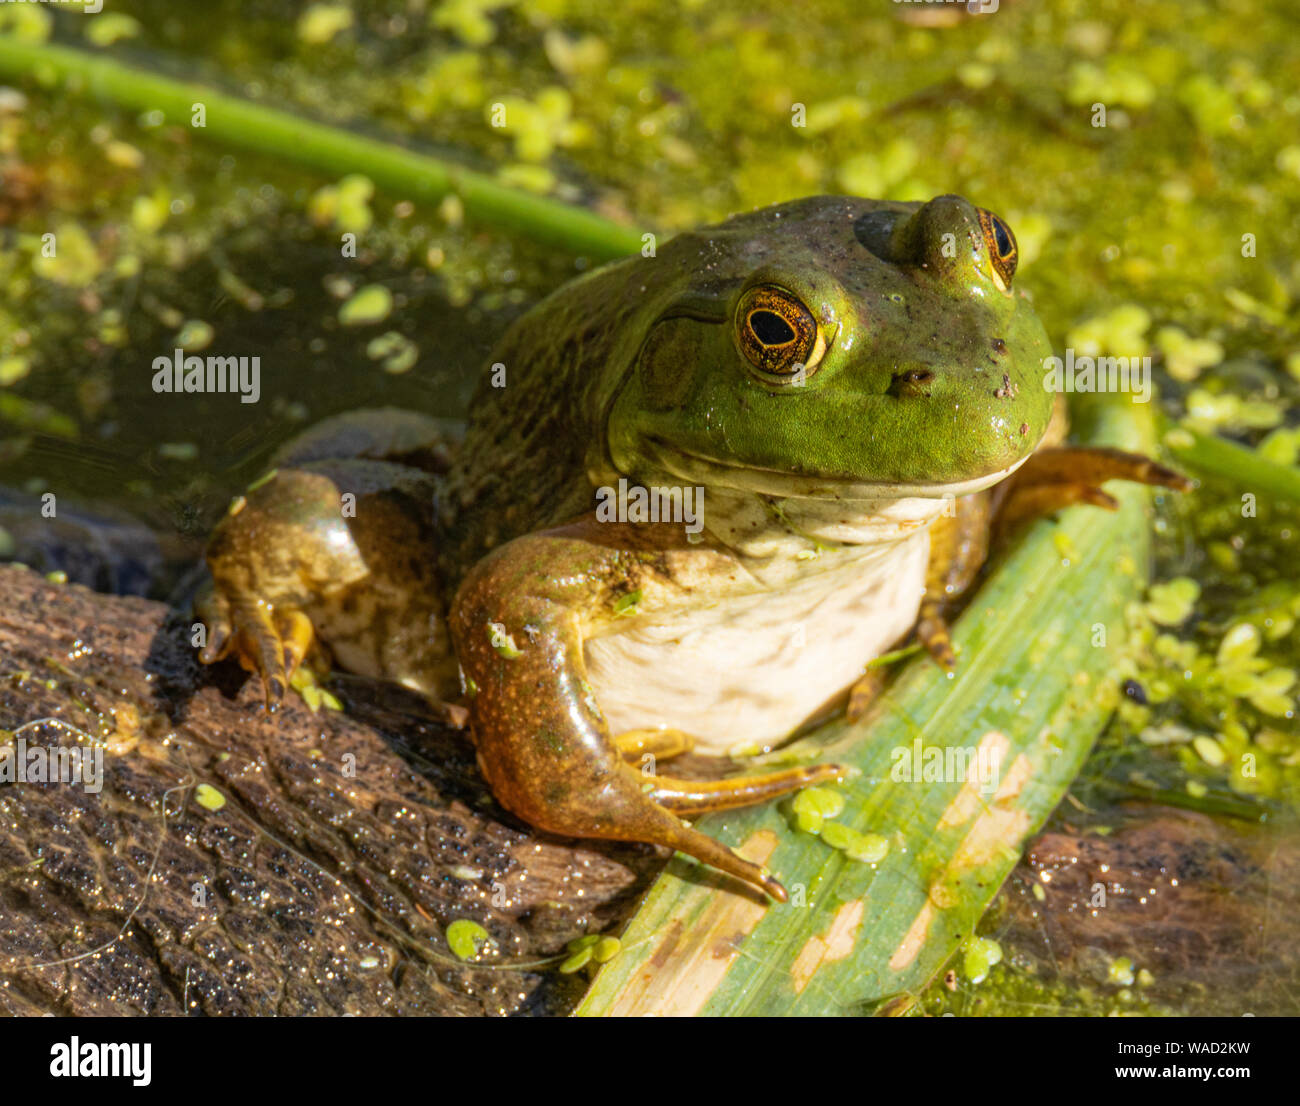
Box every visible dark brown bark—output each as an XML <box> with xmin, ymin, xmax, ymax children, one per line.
<box><xmin>0</xmin><ymin>564</ymin><xmax>654</xmax><ymax>1016</ymax></box>
<box><xmin>996</xmin><ymin>806</ymin><xmax>1300</xmax><ymax>1015</ymax></box>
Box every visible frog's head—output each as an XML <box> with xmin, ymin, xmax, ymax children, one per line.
<box><xmin>605</xmin><ymin>195</ymin><xmax>1055</xmax><ymax>499</ymax></box>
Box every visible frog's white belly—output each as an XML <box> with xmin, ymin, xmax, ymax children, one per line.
<box><xmin>584</xmin><ymin>528</ymin><xmax>931</xmax><ymax>755</ymax></box>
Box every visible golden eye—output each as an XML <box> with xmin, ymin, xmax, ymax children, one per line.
<box><xmin>977</xmin><ymin>208</ymin><xmax>1018</xmax><ymax>292</ymax></box>
<box><xmin>735</xmin><ymin>285</ymin><xmax>822</xmax><ymax>380</ymax></box>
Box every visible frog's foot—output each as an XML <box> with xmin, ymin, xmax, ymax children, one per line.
<box><xmin>614</xmin><ymin>727</ymin><xmax>694</xmax><ymax>761</ymax></box>
<box><xmin>994</xmin><ymin>446</ymin><xmax>1192</xmax><ymax>536</ymax></box>
<box><xmin>489</xmin><ymin>756</ymin><xmax>846</xmax><ymax>902</ymax></box>
<box><xmin>634</xmin><ymin>800</ymin><xmax>794</xmax><ymax>901</ymax></box>
<box><xmin>649</xmin><ymin>764</ymin><xmax>848</xmax><ymax>900</ymax></box>
<box><xmin>196</xmin><ymin>579</ymin><xmax>317</xmax><ymax>709</ymax></box>
<box><xmin>197</xmin><ymin>461</ymin><xmax>454</xmax><ymax>711</ymax></box>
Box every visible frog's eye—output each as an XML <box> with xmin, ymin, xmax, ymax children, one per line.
<box><xmin>735</xmin><ymin>285</ymin><xmax>823</xmax><ymax>380</ymax></box>
<box><xmin>977</xmin><ymin>209</ymin><xmax>1018</xmax><ymax>292</ymax></box>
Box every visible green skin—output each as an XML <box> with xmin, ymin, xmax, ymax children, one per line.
<box><xmin>201</xmin><ymin>195</ymin><xmax>1062</xmax><ymax>900</ymax></box>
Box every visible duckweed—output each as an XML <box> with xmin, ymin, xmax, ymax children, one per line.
<box><xmin>0</xmin><ymin>357</ymin><xmax>30</xmax><ymax>386</ymax></box>
<box><xmin>1108</xmin><ymin>956</ymin><xmax>1136</xmax><ymax>987</ymax></box>
<box><xmin>803</xmin><ymin>808</ymin><xmax>889</xmax><ymax>864</ymax></box>
<box><xmin>1192</xmin><ymin>735</ymin><xmax>1227</xmax><ymax>768</ymax></box>
<box><xmin>338</xmin><ymin>284</ymin><xmax>394</xmax><ymax>327</ymax></box>
<box><xmin>792</xmin><ymin>786</ymin><xmax>844</xmax><ymax>820</ymax></box>
<box><xmin>962</xmin><ymin>936</ymin><xmax>1003</xmax><ymax>985</ymax></box>
<box><xmin>612</xmin><ymin>589</ymin><xmax>642</xmax><ymax>617</ymax></box>
<box><xmin>819</xmin><ymin>821</ymin><xmax>853</xmax><ymax>849</ymax></box>
<box><xmin>311</xmin><ymin>174</ymin><xmax>375</xmax><ymax>233</ymax></box>
<box><xmin>85</xmin><ymin>13</ymin><xmax>142</xmax><ymax>48</ymax></box>
<box><xmin>195</xmin><ymin>784</ymin><xmax>226</xmax><ymax>812</ymax></box>
<box><xmin>1154</xmin><ymin>326</ymin><xmax>1224</xmax><ymax>382</ymax></box>
<box><xmin>794</xmin><ymin>809</ymin><xmax>823</xmax><ymax>835</ymax></box>
<box><xmin>487</xmin><ymin>622</ymin><xmax>521</xmax><ymax>658</ymax></box>
<box><xmin>1066</xmin><ymin>305</ymin><xmax>1150</xmax><ymax>359</ymax></box>
<box><xmin>174</xmin><ymin>319</ymin><xmax>215</xmax><ymax>352</ymax></box>
<box><xmin>1144</xmin><ymin>577</ymin><xmax>1200</xmax><ymax>627</ymax></box>
<box><xmin>446</xmin><ymin>919</ymin><xmax>493</xmax><ymax>961</ymax></box>
<box><xmin>843</xmin><ymin>832</ymin><xmax>890</xmax><ymax>864</ymax></box>
<box><xmin>558</xmin><ymin>932</ymin><xmax>619</xmax><ymax>971</ymax></box>
<box><xmin>297</xmin><ymin>3</ymin><xmax>354</xmax><ymax>45</ymax></box>
<box><xmin>559</xmin><ymin>947</ymin><xmax>593</xmax><ymax>973</ymax></box>
<box><xmin>366</xmin><ymin>331</ymin><xmax>419</xmax><ymax>374</ymax></box>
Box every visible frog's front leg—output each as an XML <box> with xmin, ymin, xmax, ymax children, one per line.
<box><xmin>846</xmin><ymin>448</ymin><xmax>1190</xmax><ymax>721</ymax></box>
<box><xmin>450</xmin><ymin>520</ymin><xmax>845</xmax><ymax>902</ymax></box>
<box><xmin>197</xmin><ymin>459</ymin><xmax>459</xmax><ymax>707</ymax></box>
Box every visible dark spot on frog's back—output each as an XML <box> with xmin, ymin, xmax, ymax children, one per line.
<box><xmin>991</xmin><ymin>338</ymin><xmax>1007</xmax><ymax>355</ymax></box>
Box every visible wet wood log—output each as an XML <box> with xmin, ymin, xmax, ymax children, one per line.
<box><xmin>0</xmin><ymin>564</ymin><xmax>653</xmax><ymax>1016</ymax></box>
<box><xmin>994</xmin><ymin>806</ymin><xmax>1299</xmax><ymax>1015</ymax></box>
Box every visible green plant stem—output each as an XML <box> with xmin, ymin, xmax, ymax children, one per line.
<box><xmin>1161</xmin><ymin>421</ymin><xmax>1300</xmax><ymax>504</ymax></box>
<box><xmin>0</xmin><ymin>36</ymin><xmax>645</xmax><ymax>261</ymax></box>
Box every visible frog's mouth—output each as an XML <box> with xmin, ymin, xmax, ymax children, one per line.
<box><xmin>643</xmin><ymin>439</ymin><xmax>1030</xmax><ymax>501</ymax></box>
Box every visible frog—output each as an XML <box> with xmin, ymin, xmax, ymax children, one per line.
<box><xmin>196</xmin><ymin>194</ymin><xmax>1188</xmax><ymax>901</ymax></box>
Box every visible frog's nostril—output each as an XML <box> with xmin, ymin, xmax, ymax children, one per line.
<box><xmin>888</xmin><ymin>368</ymin><xmax>935</xmax><ymax>397</ymax></box>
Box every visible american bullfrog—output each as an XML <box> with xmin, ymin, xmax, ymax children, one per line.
<box><xmin>197</xmin><ymin>194</ymin><xmax>1187</xmax><ymax>900</ymax></box>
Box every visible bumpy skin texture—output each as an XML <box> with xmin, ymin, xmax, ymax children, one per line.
<box><xmin>438</xmin><ymin>194</ymin><xmax>1056</xmax><ymax>579</ymax></box>
<box><xmin>200</xmin><ymin>195</ymin><xmax>1188</xmax><ymax>900</ymax></box>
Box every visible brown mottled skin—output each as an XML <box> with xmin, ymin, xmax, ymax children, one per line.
<box><xmin>198</xmin><ymin>195</ymin><xmax>1189</xmax><ymax>900</ymax></box>
<box><xmin>451</xmin><ymin>521</ymin><xmax>843</xmax><ymax>898</ymax></box>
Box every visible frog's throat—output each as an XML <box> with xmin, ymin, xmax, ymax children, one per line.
<box><xmin>643</xmin><ymin>439</ymin><xmax>1030</xmax><ymax>500</ymax></box>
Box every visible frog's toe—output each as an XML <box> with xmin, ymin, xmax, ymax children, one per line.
<box><xmin>1014</xmin><ymin>446</ymin><xmax>1193</xmax><ymax>494</ymax></box>
<box><xmin>276</xmin><ymin>608</ymin><xmax>316</xmax><ymax>683</ymax></box>
<box><xmin>230</xmin><ymin>599</ymin><xmax>290</xmax><ymax>707</ymax></box>
<box><xmin>993</xmin><ymin>446</ymin><xmax>1189</xmax><ymax>538</ymax></box>
<box><xmin>647</xmin><ymin>761</ymin><xmax>848</xmax><ymax>816</ymax></box>
<box><xmin>613</xmin><ymin>727</ymin><xmax>695</xmax><ymax>761</ymax></box>
<box><xmin>194</xmin><ymin>583</ymin><xmax>234</xmax><ymax>665</ymax></box>
<box><xmin>196</xmin><ymin>588</ymin><xmax>314</xmax><ymax>710</ymax></box>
